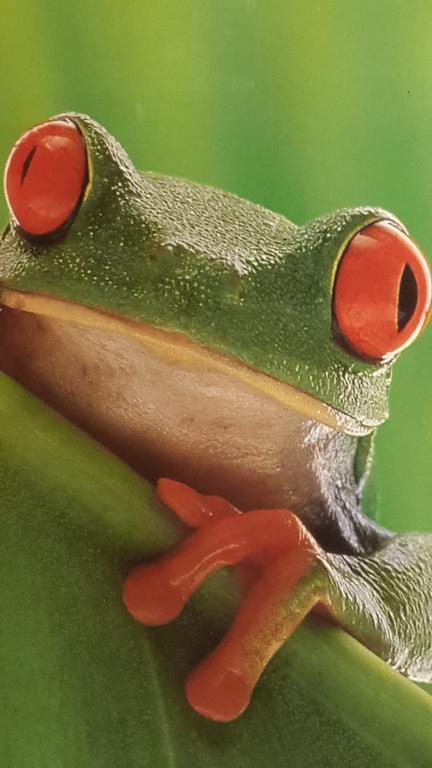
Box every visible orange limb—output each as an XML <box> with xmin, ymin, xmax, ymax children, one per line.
<box><xmin>156</xmin><ymin>478</ymin><xmax>240</xmax><ymax>527</ymax></box>
<box><xmin>186</xmin><ymin>548</ymin><xmax>319</xmax><ymax>721</ymax></box>
<box><xmin>123</xmin><ymin>479</ymin><xmax>324</xmax><ymax>721</ymax></box>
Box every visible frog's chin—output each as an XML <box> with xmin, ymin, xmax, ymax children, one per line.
<box><xmin>0</xmin><ymin>287</ymin><xmax>361</xmax><ymax>515</ymax></box>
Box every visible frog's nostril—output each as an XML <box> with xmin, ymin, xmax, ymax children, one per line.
<box><xmin>4</xmin><ymin>118</ymin><xmax>88</xmax><ymax>240</ymax></box>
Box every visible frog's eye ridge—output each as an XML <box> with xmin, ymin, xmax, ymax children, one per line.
<box><xmin>333</xmin><ymin>221</ymin><xmax>432</xmax><ymax>361</ymax></box>
<box><xmin>4</xmin><ymin>118</ymin><xmax>88</xmax><ymax>241</ymax></box>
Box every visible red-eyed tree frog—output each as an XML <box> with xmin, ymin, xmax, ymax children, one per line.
<box><xmin>0</xmin><ymin>114</ymin><xmax>431</xmax><ymax>723</ymax></box>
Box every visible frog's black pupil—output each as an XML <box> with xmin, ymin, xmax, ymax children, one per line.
<box><xmin>20</xmin><ymin>145</ymin><xmax>37</xmax><ymax>185</ymax></box>
<box><xmin>398</xmin><ymin>263</ymin><xmax>418</xmax><ymax>332</ymax></box>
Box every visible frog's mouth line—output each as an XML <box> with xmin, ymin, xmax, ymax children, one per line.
<box><xmin>0</xmin><ymin>286</ymin><xmax>351</xmax><ymax>429</ymax></box>
<box><xmin>0</xmin><ymin>286</ymin><xmax>362</xmax><ymax>519</ymax></box>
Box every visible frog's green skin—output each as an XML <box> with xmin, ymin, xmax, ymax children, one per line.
<box><xmin>0</xmin><ymin>116</ymin><xmax>392</xmax><ymax>431</ymax></box>
<box><xmin>0</xmin><ymin>113</ymin><xmax>431</xmax><ymax>684</ymax></box>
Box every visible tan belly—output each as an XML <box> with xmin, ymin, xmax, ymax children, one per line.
<box><xmin>0</xmin><ymin>306</ymin><xmax>357</xmax><ymax>519</ymax></box>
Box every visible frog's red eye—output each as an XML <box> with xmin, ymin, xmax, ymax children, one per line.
<box><xmin>4</xmin><ymin>119</ymin><xmax>88</xmax><ymax>239</ymax></box>
<box><xmin>333</xmin><ymin>220</ymin><xmax>432</xmax><ymax>361</ymax></box>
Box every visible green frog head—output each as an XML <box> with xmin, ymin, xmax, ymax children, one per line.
<box><xmin>0</xmin><ymin>113</ymin><xmax>429</xmax><ymax>551</ymax></box>
<box><xmin>1</xmin><ymin>114</ymin><xmax>430</xmax><ymax>434</ymax></box>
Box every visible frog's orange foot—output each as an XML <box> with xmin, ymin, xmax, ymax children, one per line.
<box><xmin>123</xmin><ymin>479</ymin><xmax>325</xmax><ymax>722</ymax></box>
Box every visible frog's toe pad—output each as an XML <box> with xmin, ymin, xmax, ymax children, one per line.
<box><xmin>123</xmin><ymin>561</ymin><xmax>186</xmax><ymax>625</ymax></box>
<box><xmin>186</xmin><ymin>663</ymin><xmax>252</xmax><ymax>723</ymax></box>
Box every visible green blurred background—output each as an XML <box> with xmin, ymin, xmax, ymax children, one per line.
<box><xmin>0</xmin><ymin>0</ymin><xmax>431</xmax><ymax>534</ymax></box>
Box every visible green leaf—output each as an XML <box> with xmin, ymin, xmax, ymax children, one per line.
<box><xmin>0</xmin><ymin>371</ymin><xmax>431</xmax><ymax>768</ymax></box>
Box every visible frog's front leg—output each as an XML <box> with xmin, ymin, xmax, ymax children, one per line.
<box><xmin>325</xmin><ymin>535</ymin><xmax>432</xmax><ymax>680</ymax></box>
<box><xmin>123</xmin><ymin>481</ymin><xmax>432</xmax><ymax>722</ymax></box>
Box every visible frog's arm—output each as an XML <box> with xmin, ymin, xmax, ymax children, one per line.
<box><xmin>124</xmin><ymin>480</ymin><xmax>432</xmax><ymax>722</ymax></box>
<box><xmin>326</xmin><ymin>534</ymin><xmax>432</xmax><ymax>680</ymax></box>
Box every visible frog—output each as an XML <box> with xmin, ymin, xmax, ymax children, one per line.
<box><xmin>0</xmin><ymin>112</ymin><xmax>431</xmax><ymax>723</ymax></box>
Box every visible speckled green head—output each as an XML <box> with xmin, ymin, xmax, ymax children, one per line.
<box><xmin>0</xmin><ymin>113</ymin><xmax>430</xmax><ymax>436</ymax></box>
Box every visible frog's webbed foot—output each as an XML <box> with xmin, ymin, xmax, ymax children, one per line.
<box><xmin>123</xmin><ymin>480</ymin><xmax>328</xmax><ymax>721</ymax></box>
<box><xmin>123</xmin><ymin>480</ymin><xmax>432</xmax><ymax>721</ymax></box>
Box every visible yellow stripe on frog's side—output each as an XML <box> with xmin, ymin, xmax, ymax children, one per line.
<box><xmin>0</xmin><ymin>287</ymin><xmax>368</xmax><ymax>436</ymax></box>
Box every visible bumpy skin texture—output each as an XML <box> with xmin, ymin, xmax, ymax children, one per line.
<box><xmin>325</xmin><ymin>537</ymin><xmax>432</xmax><ymax>680</ymax></box>
<box><xmin>0</xmin><ymin>114</ymin><xmax>431</xmax><ymax>717</ymax></box>
<box><xmin>0</xmin><ymin>114</ymin><xmax>396</xmax><ymax>433</ymax></box>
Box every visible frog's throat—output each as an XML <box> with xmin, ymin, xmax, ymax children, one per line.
<box><xmin>0</xmin><ymin>287</ymin><xmax>368</xmax><ymax>436</ymax></box>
